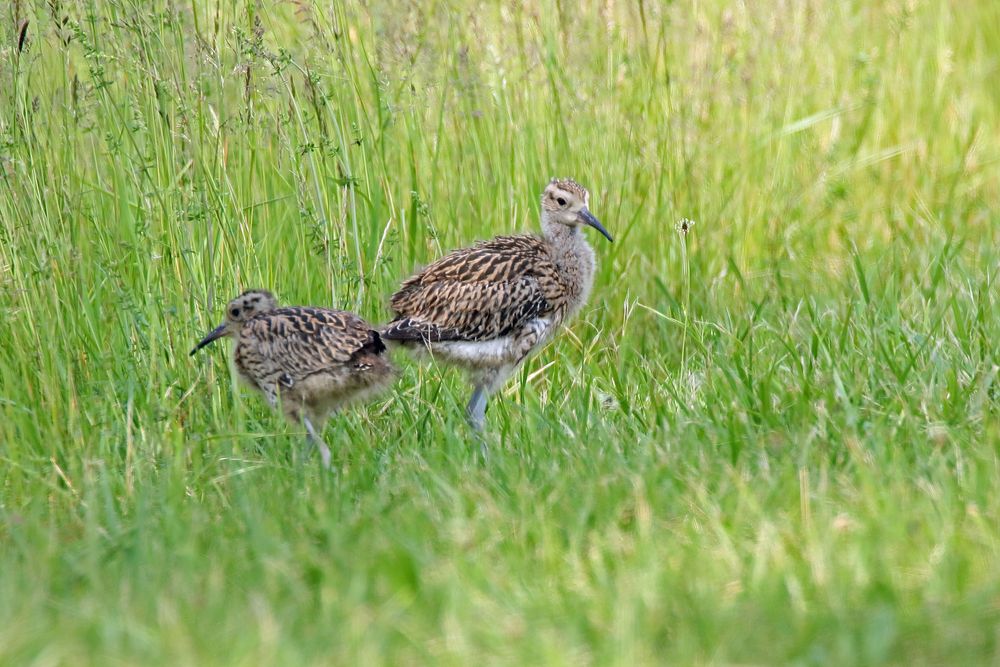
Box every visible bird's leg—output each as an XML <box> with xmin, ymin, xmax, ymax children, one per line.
<box><xmin>262</xmin><ymin>385</ymin><xmax>280</xmax><ymax>410</ymax></box>
<box><xmin>465</xmin><ymin>386</ymin><xmax>491</xmax><ymax>462</ymax></box>
<box><xmin>465</xmin><ymin>385</ymin><xmax>488</xmax><ymax>432</ymax></box>
<box><xmin>466</xmin><ymin>365</ymin><xmax>514</xmax><ymax>435</ymax></box>
<box><xmin>302</xmin><ymin>416</ymin><xmax>331</xmax><ymax>469</ymax></box>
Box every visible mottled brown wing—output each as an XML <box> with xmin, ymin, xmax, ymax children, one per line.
<box><xmin>385</xmin><ymin>235</ymin><xmax>554</xmax><ymax>342</ymax></box>
<box><xmin>235</xmin><ymin>307</ymin><xmax>383</xmax><ymax>386</ymax></box>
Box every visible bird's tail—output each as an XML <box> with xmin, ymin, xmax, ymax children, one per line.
<box><xmin>379</xmin><ymin>317</ymin><xmax>456</xmax><ymax>344</ymax></box>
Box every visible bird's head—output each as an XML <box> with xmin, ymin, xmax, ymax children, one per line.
<box><xmin>540</xmin><ymin>178</ymin><xmax>612</xmax><ymax>242</ymax></box>
<box><xmin>190</xmin><ymin>289</ymin><xmax>277</xmax><ymax>355</ymax></box>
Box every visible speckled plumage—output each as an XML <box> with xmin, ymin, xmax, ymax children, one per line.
<box><xmin>386</xmin><ymin>234</ymin><xmax>561</xmax><ymax>342</ymax></box>
<box><xmin>383</xmin><ymin>178</ymin><xmax>612</xmax><ymax>430</ymax></box>
<box><xmin>191</xmin><ymin>290</ymin><xmax>395</xmax><ymax>467</ymax></box>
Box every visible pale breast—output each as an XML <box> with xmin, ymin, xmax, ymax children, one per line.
<box><xmin>550</xmin><ymin>240</ymin><xmax>596</xmax><ymax>323</ymax></box>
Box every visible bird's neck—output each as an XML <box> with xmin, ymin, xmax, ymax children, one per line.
<box><xmin>541</xmin><ymin>218</ymin><xmax>584</xmax><ymax>249</ymax></box>
<box><xmin>540</xmin><ymin>217</ymin><xmax>596</xmax><ymax>310</ymax></box>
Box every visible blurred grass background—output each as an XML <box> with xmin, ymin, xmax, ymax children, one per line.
<box><xmin>1</xmin><ymin>0</ymin><xmax>998</xmax><ymax>664</ymax></box>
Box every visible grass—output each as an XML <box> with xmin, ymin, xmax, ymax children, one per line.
<box><xmin>1</xmin><ymin>0</ymin><xmax>998</xmax><ymax>663</ymax></box>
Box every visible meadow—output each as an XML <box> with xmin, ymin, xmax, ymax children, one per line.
<box><xmin>1</xmin><ymin>0</ymin><xmax>998</xmax><ymax>664</ymax></box>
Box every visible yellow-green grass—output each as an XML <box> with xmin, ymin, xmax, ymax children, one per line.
<box><xmin>1</xmin><ymin>0</ymin><xmax>998</xmax><ymax>664</ymax></box>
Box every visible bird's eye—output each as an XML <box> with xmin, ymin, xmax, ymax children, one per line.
<box><xmin>557</xmin><ymin>197</ymin><xmax>566</xmax><ymax>206</ymax></box>
<box><xmin>230</xmin><ymin>307</ymin><xmax>241</xmax><ymax>317</ymax></box>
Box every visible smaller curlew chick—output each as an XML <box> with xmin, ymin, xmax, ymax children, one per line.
<box><xmin>191</xmin><ymin>290</ymin><xmax>395</xmax><ymax>468</ymax></box>
<box><xmin>383</xmin><ymin>178</ymin><xmax>612</xmax><ymax>431</ymax></box>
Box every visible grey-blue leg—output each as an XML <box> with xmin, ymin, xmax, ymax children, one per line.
<box><xmin>303</xmin><ymin>416</ymin><xmax>331</xmax><ymax>469</ymax></box>
<box><xmin>466</xmin><ymin>385</ymin><xmax>488</xmax><ymax>432</ymax></box>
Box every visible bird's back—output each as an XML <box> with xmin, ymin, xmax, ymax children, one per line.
<box><xmin>385</xmin><ymin>234</ymin><xmax>568</xmax><ymax>343</ymax></box>
<box><xmin>235</xmin><ymin>307</ymin><xmax>387</xmax><ymax>390</ymax></box>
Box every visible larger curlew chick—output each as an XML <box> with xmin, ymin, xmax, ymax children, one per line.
<box><xmin>191</xmin><ymin>290</ymin><xmax>395</xmax><ymax>467</ymax></box>
<box><xmin>383</xmin><ymin>178</ymin><xmax>613</xmax><ymax>430</ymax></box>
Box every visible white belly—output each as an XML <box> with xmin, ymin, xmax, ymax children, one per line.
<box><xmin>430</xmin><ymin>337</ymin><xmax>517</xmax><ymax>368</ymax></box>
<box><xmin>426</xmin><ymin>317</ymin><xmax>555</xmax><ymax>369</ymax></box>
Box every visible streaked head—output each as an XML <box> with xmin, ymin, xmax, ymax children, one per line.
<box><xmin>540</xmin><ymin>178</ymin><xmax>613</xmax><ymax>242</ymax></box>
<box><xmin>190</xmin><ymin>289</ymin><xmax>278</xmax><ymax>355</ymax></box>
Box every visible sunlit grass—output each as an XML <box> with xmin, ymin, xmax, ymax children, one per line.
<box><xmin>1</xmin><ymin>0</ymin><xmax>998</xmax><ymax>664</ymax></box>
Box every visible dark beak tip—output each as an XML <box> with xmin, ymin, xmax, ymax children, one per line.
<box><xmin>580</xmin><ymin>209</ymin><xmax>613</xmax><ymax>243</ymax></box>
<box><xmin>191</xmin><ymin>323</ymin><xmax>228</xmax><ymax>357</ymax></box>
<box><xmin>594</xmin><ymin>226</ymin><xmax>614</xmax><ymax>243</ymax></box>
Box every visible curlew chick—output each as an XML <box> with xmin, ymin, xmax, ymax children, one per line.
<box><xmin>383</xmin><ymin>178</ymin><xmax>613</xmax><ymax>431</ymax></box>
<box><xmin>191</xmin><ymin>290</ymin><xmax>396</xmax><ymax>468</ymax></box>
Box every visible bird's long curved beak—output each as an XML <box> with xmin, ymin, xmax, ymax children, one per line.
<box><xmin>190</xmin><ymin>323</ymin><xmax>228</xmax><ymax>356</ymax></box>
<box><xmin>579</xmin><ymin>208</ymin><xmax>613</xmax><ymax>242</ymax></box>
